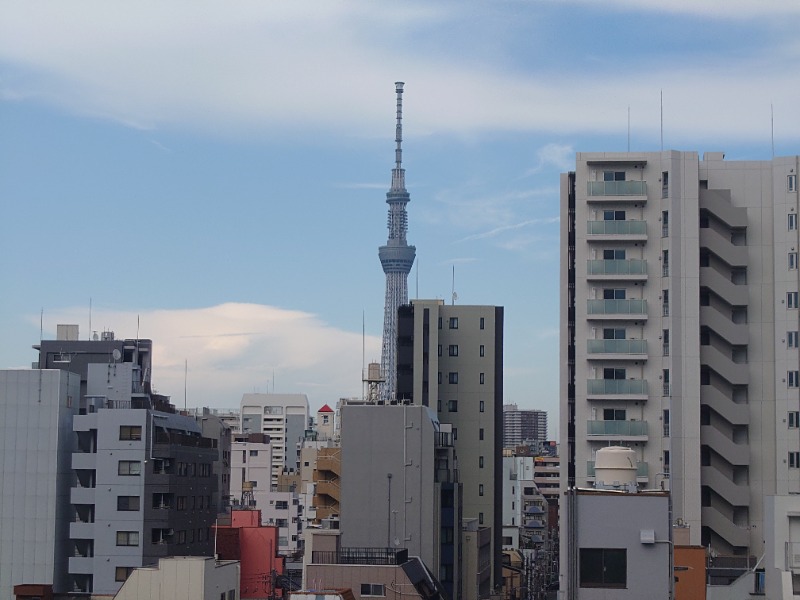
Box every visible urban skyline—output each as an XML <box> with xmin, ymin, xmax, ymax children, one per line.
<box><xmin>2</xmin><ymin>2</ymin><xmax>800</xmax><ymax>431</ymax></box>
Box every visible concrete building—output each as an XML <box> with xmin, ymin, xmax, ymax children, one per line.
<box><xmin>112</xmin><ymin>556</ymin><xmax>240</xmax><ymax>600</ymax></box>
<box><xmin>339</xmin><ymin>403</ymin><xmax>461</xmax><ymax>599</ymax></box>
<box><xmin>396</xmin><ymin>299</ymin><xmax>504</xmax><ymax>588</ymax></box>
<box><xmin>0</xmin><ymin>369</ymin><xmax>80</xmax><ymax>599</ymax></box>
<box><xmin>316</xmin><ymin>404</ymin><xmax>335</xmax><ymax>441</ymax></box>
<box><xmin>503</xmin><ymin>404</ymin><xmax>547</xmax><ymax>448</ymax></box>
<box><xmin>560</xmin><ymin>151</ymin><xmax>800</xmax><ymax>596</ymax></box>
<box><xmin>240</xmin><ymin>393</ymin><xmax>310</xmax><ymax>486</ymax></box>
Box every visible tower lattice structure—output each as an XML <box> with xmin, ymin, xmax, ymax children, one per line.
<box><xmin>379</xmin><ymin>82</ymin><xmax>416</xmax><ymax>401</ymax></box>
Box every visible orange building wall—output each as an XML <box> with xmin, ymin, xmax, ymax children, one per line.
<box><xmin>674</xmin><ymin>546</ymin><xmax>706</xmax><ymax>600</ymax></box>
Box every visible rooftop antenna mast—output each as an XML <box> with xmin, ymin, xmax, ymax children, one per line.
<box><xmin>771</xmin><ymin>103</ymin><xmax>775</xmax><ymax>158</ymax></box>
<box><xmin>660</xmin><ymin>90</ymin><xmax>664</xmax><ymax>152</ymax></box>
<box><xmin>451</xmin><ymin>265</ymin><xmax>457</xmax><ymax>305</ymax></box>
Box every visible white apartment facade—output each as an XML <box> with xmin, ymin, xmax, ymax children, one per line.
<box><xmin>560</xmin><ymin>151</ymin><xmax>800</xmax><ymax>573</ymax></box>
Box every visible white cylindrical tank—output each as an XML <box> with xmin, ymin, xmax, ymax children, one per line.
<box><xmin>594</xmin><ymin>446</ymin><xmax>637</xmax><ymax>490</ymax></box>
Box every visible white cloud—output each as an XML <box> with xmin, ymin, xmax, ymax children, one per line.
<box><xmin>34</xmin><ymin>302</ymin><xmax>379</xmax><ymax>411</ymax></box>
<box><xmin>560</xmin><ymin>0</ymin><xmax>800</xmax><ymax>18</ymax></box>
<box><xmin>525</xmin><ymin>144</ymin><xmax>575</xmax><ymax>176</ymax></box>
<box><xmin>0</xmin><ymin>2</ymin><xmax>798</xmax><ymax>143</ymax></box>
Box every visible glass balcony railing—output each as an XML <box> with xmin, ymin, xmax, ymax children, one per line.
<box><xmin>586</xmin><ymin>379</ymin><xmax>648</xmax><ymax>395</ymax></box>
<box><xmin>587</xmin><ymin>339</ymin><xmax>647</xmax><ymax>354</ymax></box>
<box><xmin>587</xmin><ymin>461</ymin><xmax>648</xmax><ymax>477</ymax></box>
<box><xmin>587</xmin><ymin>220</ymin><xmax>647</xmax><ymax>235</ymax></box>
<box><xmin>587</xmin><ymin>299</ymin><xmax>647</xmax><ymax>315</ymax></box>
<box><xmin>587</xmin><ymin>420</ymin><xmax>648</xmax><ymax>436</ymax></box>
<box><xmin>587</xmin><ymin>259</ymin><xmax>647</xmax><ymax>275</ymax></box>
<box><xmin>588</xmin><ymin>180</ymin><xmax>647</xmax><ymax>196</ymax></box>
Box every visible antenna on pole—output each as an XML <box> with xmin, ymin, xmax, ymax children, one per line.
<box><xmin>89</xmin><ymin>297</ymin><xmax>92</xmax><ymax>340</ymax></box>
<box><xmin>184</xmin><ymin>359</ymin><xmax>188</xmax><ymax>411</ymax></box>
<box><xmin>660</xmin><ymin>90</ymin><xmax>664</xmax><ymax>152</ymax></box>
<box><xmin>362</xmin><ymin>310</ymin><xmax>366</xmax><ymax>402</ymax></box>
<box><xmin>627</xmin><ymin>106</ymin><xmax>631</xmax><ymax>152</ymax></box>
<box><xmin>451</xmin><ymin>265</ymin><xmax>457</xmax><ymax>305</ymax></box>
<box><xmin>771</xmin><ymin>103</ymin><xmax>775</xmax><ymax>158</ymax></box>
<box><xmin>38</xmin><ymin>308</ymin><xmax>43</xmax><ymax>403</ymax></box>
<box><xmin>416</xmin><ymin>259</ymin><xmax>419</xmax><ymax>300</ymax></box>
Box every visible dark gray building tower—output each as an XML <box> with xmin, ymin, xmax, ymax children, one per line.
<box><xmin>379</xmin><ymin>82</ymin><xmax>416</xmax><ymax>401</ymax></box>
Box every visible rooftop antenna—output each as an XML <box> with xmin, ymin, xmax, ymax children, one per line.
<box><xmin>184</xmin><ymin>359</ymin><xmax>188</xmax><ymax>411</ymax></box>
<box><xmin>771</xmin><ymin>103</ymin><xmax>775</xmax><ymax>158</ymax></box>
<box><xmin>362</xmin><ymin>310</ymin><xmax>366</xmax><ymax>402</ymax></box>
<box><xmin>38</xmin><ymin>308</ymin><xmax>43</xmax><ymax>403</ymax></box>
<box><xmin>660</xmin><ymin>90</ymin><xmax>664</xmax><ymax>152</ymax></box>
<box><xmin>451</xmin><ymin>265</ymin><xmax>457</xmax><ymax>305</ymax></box>
<box><xmin>416</xmin><ymin>259</ymin><xmax>419</xmax><ymax>300</ymax></box>
<box><xmin>627</xmin><ymin>106</ymin><xmax>630</xmax><ymax>152</ymax></box>
<box><xmin>89</xmin><ymin>297</ymin><xmax>92</xmax><ymax>340</ymax></box>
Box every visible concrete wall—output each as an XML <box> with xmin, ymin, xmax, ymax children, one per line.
<box><xmin>113</xmin><ymin>556</ymin><xmax>239</xmax><ymax>600</ymax></box>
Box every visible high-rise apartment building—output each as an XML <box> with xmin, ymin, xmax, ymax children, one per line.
<box><xmin>503</xmin><ymin>404</ymin><xmax>547</xmax><ymax>448</ymax></box>
<box><xmin>560</xmin><ymin>152</ymin><xmax>800</xmax><ymax>573</ymax></box>
<box><xmin>396</xmin><ymin>299</ymin><xmax>504</xmax><ymax>588</ymax></box>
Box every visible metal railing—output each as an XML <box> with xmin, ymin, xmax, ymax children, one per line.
<box><xmin>312</xmin><ymin>547</ymin><xmax>408</xmax><ymax>566</ymax></box>
<box><xmin>587</xmin><ymin>220</ymin><xmax>647</xmax><ymax>235</ymax></box>
<box><xmin>587</xmin><ymin>339</ymin><xmax>647</xmax><ymax>354</ymax></box>
<box><xmin>586</xmin><ymin>379</ymin><xmax>648</xmax><ymax>395</ymax></box>
<box><xmin>588</xmin><ymin>180</ymin><xmax>647</xmax><ymax>196</ymax></box>
<box><xmin>587</xmin><ymin>259</ymin><xmax>647</xmax><ymax>275</ymax></box>
<box><xmin>587</xmin><ymin>299</ymin><xmax>647</xmax><ymax>315</ymax></box>
<box><xmin>587</xmin><ymin>420</ymin><xmax>648</xmax><ymax>436</ymax></box>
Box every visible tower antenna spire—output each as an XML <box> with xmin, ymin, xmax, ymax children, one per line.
<box><xmin>379</xmin><ymin>82</ymin><xmax>416</xmax><ymax>401</ymax></box>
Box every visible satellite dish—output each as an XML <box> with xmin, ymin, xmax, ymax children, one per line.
<box><xmin>112</xmin><ymin>349</ymin><xmax>122</xmax><ymax>362</ymax></box>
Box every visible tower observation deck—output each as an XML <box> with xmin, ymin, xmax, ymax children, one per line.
<box><xmin>379</xmin><ymin>82</ymin><xmax>416</xmax><ymax>401</ymax></box>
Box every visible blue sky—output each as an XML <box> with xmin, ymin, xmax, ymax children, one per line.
<box><xmin>1</xmin><ymin>1</ymin><xmax>799</xmax><ymax>435</ymax></box>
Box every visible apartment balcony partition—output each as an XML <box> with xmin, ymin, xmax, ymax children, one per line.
<box><xmin>586</xmin><ymin>259</ymin><xmax>647</xmax><ymax>281</ymax></box>
<box><xmin>586</xmin><ymin>299</ymin><xmax>648</xmax><ymax>320</ymax></box>
<box><xmin>586</xmin><ymin>339</ymin><xmax>647</xmax><ymax>360</ymax></box>
<box><xmin>586</xmin><ymin>378</ymin><xmax>648</xmax><ymax>401</ymax></box>
<box><xmin>586</xmin><ymin>420</ymin><xmax>648</xmax><ymax>441</ymax></box>
<box><xmin>586</xmin><ymin>220</ymin><xmax>648</xmax><ymax>241</ymax></box>
<box><xmin>586</xmin><ymin>180</ymin><xmax>647</xmax><ymax>200</ymax></box>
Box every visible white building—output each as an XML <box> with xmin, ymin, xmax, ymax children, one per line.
<box><xmin>240</xmin><ymin>394</ymin><xmax>310</xmax><ymax>486</ymax></box>
<box><xmin>560</xmin><ymin>151</ymin><xmax>800</xmax><ymax>596</ymax></box>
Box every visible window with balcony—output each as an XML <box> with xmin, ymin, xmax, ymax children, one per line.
<box><xmin>603</xmin><ymin>409</ymin><xmax>625</xmax><ymax>421</ymax></box>
<box><xmin>603</xmin><ymin>368</ymin><xmax>626</xmax><ymax>380</ymax></box>
<box><xmin>603</xmin><ymin>210</ymin><xmax>626</xmax><ymax>221</ymax></box>
<box><xmin>603</xmin><ymin>249</ymin><xmax>626</xmax><ymax>260</ymax></box>
<box><xmin>604</xmin><ymin>171</ymin><xmax>626</xmax><ymax>182</ymax></box>
<box><xmin>580</xmin><ymin>548</ymin><xmax>626</xmax><ymax>588</ymax></box>
<box><xmin>603</xmin><ymin>328</ymin><xmax>625</xmax><ymax>340</ymax></box>
<box><xmin>603</xmin><ymin>288</ymin><xmax>626</xmax><ymax>299</ymax></box>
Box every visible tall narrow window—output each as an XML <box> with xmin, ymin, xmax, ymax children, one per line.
<box><xmin>480</xmin><ymin>373</ymin><xmax>485</xmax><ymax>385</ymax></box>
<box><xmin>789</xmin><ymin>292</ymin><xmax>799</xmax><ymax>309</ymax></box>
<box><xmin>480</xmin><ymin>344</ymin><xmax>485</xmax><ymax>357</ymax></box>
<box><xmin>662</xmin><ymin>250</ymin><xmax>669</xmax><ymax>277</ymax></box>
<box><xmin>662</xmin><ymin>329</ymin><xmax>670</xmax><ymax>356</ymax></box>
<box><xmin>789</xmin><ymin>213</ymin><xmax>798</xmax><ymax>231</ymax></box>
<box><xmin>480</xmin><ymin>317</ymin><xmax>485</xmax><ymax>330</ymax></box>
<box><xmin>790</xmin><ymin>452</ymin><xmax>800</xmax><ymax>468</ymax></box>
<box><xmin>662</xmin><ymin>210</ymin><xmax>669</xmax><ymax>236</ymax></box>
<box><xmin>789</xmin><ymin>174</ymin><xmax>797</xmax><ymax>192</ymax></box>
<box><xmin>662</xmin><ymin>290</ymin><xmax>669</xmax><ymax>316</ymax></box>
<box><xmin>662</xmin><ymin>369</ymin><xmax>670</xmax><ymax>396</ymax></box>
<box><xmin>663</xmin><ymin>409</ymin><xmax>670</xmax><ymax>437</ymax></box>
<box><xmin>789</xmin><ymin>331</ymin><xmax>799</xmax><ymax>348</ymax></box>
<box><xmin>662</xmin><ymin>172</ymin><xmax>669</xmax><ymax>198</ymax></box>
<box><xmin>789</xmin><ymin>371</ymin><xmax>799</xmax><ymax>388</ymax></box>
<box><xmin>789</xmin><ymin>412</ymin><xmax>800</xmax><ymax>428</ymax></box>
<box><xmin>790</xmin><ymin>253</ymin><xmax>798</xmax><ymax>270</ymax></box>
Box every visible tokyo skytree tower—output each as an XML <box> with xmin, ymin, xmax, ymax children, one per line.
<box><xmin>379</xmin><ymin>82</ymin><xmax>416</xmax><ymax>401</ymax></box>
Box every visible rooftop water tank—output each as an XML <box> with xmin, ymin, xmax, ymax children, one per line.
<box><xmin>594</xmin><ymin>446</ymin><xmax>637</xmax><ymax>491</ymax></box>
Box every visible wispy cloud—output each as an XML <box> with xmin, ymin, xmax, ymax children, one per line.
<box><xmin>334</xmin><ymin>182</ymin><xmax>387</xmax><ymax>190</ymax></box>
<box><xmin>31</xmin><ymin>302</ymin><xmax>380</xmax><ymax>410</ymax></box>
<box><xmin>439</xmin><ymin>257</ymin><xmax>479</xmax><ymax>265</ymax></box>
<box><xmin>524</xmin><ymin>143</ymin><xmax>574</xmax><ymax>176</ymax></box>
<box><xmin>560</xmin><ymin>0</ymin><xmax>800</xmax><ymax>18</ymax></box>
<box><xmin>457</xmin><ymin>217</ymin><xmax>559</xmax><ymax>243</ymax></box>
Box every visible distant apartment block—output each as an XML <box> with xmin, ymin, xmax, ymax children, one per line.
<box><xmin>502</xmin><ymin>404</ymin><xmax>547</xmax><ymax>448</ymax></box>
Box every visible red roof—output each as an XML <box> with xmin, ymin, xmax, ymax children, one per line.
<box><xmin>318</xmin><ymin>404</ymin><xmax>334</xmax><ymax>413</ymax></box>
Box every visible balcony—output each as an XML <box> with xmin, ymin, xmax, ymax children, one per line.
<box><xmin>68</xmin><ymin>556</ymin><xmax>94</xmax><ymax>574</ymax></box>
<box><xmin>586</xmin><ymin>299</ymin><xmax>647</xmax><ymax>320</ymax></box>
<box><xmin>71</xmin><ymin>486</ymin><xmax>96</xmax><ymax>505</ymax></box>
<box><xmin>587</xmin><ymin>180</ymin><xmax>648</xmax><ymax>200</ymax></box>
<box><xmin>586</xmin><ymin>379</ymin><xmax>648</xmax><ymax>400</ymax></box>
<box><xmin>586</xmin><ymin>420</ymin><xmax>648</xmax><ymax>441</ymax></box>
<box><xmin>586</xmin><ymin>339</ymin><xmax>647</xmax><ymax>360</ymax></box>
<box><xmin>524</xmin><ymin>519</ymin><xmax>545</xmax><ymax>529</ymax></box>
<box><xmin>586</xmin><ymin>259</ymin><xmax>647</xmax><ymax>281</ymax></box>
<box><xmin>587</xmin><ymin>220</ymin><xmax>647</xmax><ymax>241</ymax></box>
<box><xmin>71</xmin><ymin>453</ymin><xmax>97</xmax><ymax>470</ymax></box>
<box><xmin>70</xmin><ymin>522</ymin><xmax>95</xmax><ymax>539</ymax></box>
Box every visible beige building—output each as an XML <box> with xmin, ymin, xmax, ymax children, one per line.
<box><xmin>560</xmin><ymin>152</ymin><xmax>800</xmax><ymax>580</ymax></box>
<box><xmin>113</xmin><ymin>556</ymin><xmax>239</xmax><ymax>600</ymax></box>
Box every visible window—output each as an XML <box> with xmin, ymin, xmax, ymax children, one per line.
<box><xmin>579</xmin><ymin>548</ymin><xmax>626</xmax><ymax>588</ymax></box>
<box><xmin>479</xmin><ymin>456</ymin><xmax>484</xmax><ymax>468</ymax></box>
<box><xmin>120</xmin><ymin>426</ymin><xmax>142</xmax><ymax>441</ymax></box>
<box><xmin>479</xmin><ymin>428</ymin><xmax>484</xmax><ymax>440</ymax></box>
<box><xmin>662</xmin><ymin>289</ymin><xmax>669</xmax><ymax>316</ymax></box>
<box><xmin>438</xmin><ymin>372</ymin><xmax>442</xmax><ymax>385</ymax></box>
<box><xmin>448</xmin><ymin>345</ymin><xmax>458</xmax><ymax>357</ymax></box>
<box><xmin>789</xmin><ymin>371</ymin><xmax>799</xmax><ymax>388</ymax></box>
<box><xmin>663</xmin><ymin>369</ymin><xmax>670</xmax><ymax>396</ymax></box>
<box><xmin>177</xmin><ymin>496</ymin><xmax>187</xmax><ymax>510</ymax></box>
<box><xmin>480</xmin><ymin>373</ymin><xmax>485</xmax><ymax>385</ymax></box>
<box><xmin>603</xmin><ymin>210</ymin><xmax>626</xmax><ymax>221</ymax></box>
<box><xmin>662</xmin><ymin>250</ymin><xmax>669</xmax><ymax>277</ymax></box>
<box><xmin>480</xmin><ymin>317</ymin><xmax>485</xmax><ymax>329</ymax></box>
<box><xmin>603</xmin><ymin>288</ymin><xmax>626</xmax><ymax>300</ymax></box>
<box><xmin>449</xmin><ymin>317</ymin><xmax>459</xmax><ymax>329</ymax></box>
<box><xmin>479</xmin><ymin>512</ymin><xmax>484</xmax><ymax>524</ymax></box>
<box><xmin>322</xmin><ymin>415</ymin><xmax>329</xmax><ymax>424</ymax></box>
<box><xmin>663</xmin><ymin>409</ymin><xmax>670</xmax><ymax>437</ymax></box>
<box><xmin>603</xmin><ymin>368</ymin><xmax>626</xmax><ymax>380</ymax></box>
<box><xmin>480</xmin><ymin>344</ymin><xmax>485</xmax><ymax>357</ymax></box>
<box><xmin>453</xmin><ymin>427</ymin><xmax>458</xmax><ymax>440</ymax></box>
<box><xmin>789</xmin><ymin>331</ymin><xmax>799</xmax><ymax>348</ymax></box>
<box><xmin>663</xmin><ymin>329</ymin><xmax>670</xmax><ymax>356</ymax></box>
<box><xmin>438</xmin><ymin>344</ymin><xmax>442</xmax><ymax>357</ymax></box>
<box><xmin>361</xmin><ymin>584</ymin><xmax>386</xmax><ymax>597</ymax></box>
<box><xmin>479</xmin><ymin>400</ymin><xmax>485</xmax><ymax>412</ymax></box>
<box><xmin>117</xmin><ymin>496</ymin><xmax>140</xmax><ymax>511</ymax></box>
<box><xmin>603</xmin><ymin>171</ymin><xmax>625</xmax><ymax>181</ymax></box>
<box><xmin>448</xmin><ymin>400</ymin><xmax>458</xmax><ymax>412</ymax></box>
<box><xmin>790</xmin><ymin>213</ymin><xmax>798</xmax><ymax>231</ymax></box>
<box><xmin>603</xmin><ymin>249</ymin><xmax>626</xmax><ymax>260</ymax></box>
<box><xmin>790</xmin><ymin>174</ymin><xmax>797</xmax><ymax>192</ymax></box>
<box><xmin>441</xmin><ymin>526</ymin><xmax>454</xmax><ymax>544</ymax></box>
<box><xmin>178</xmin><ymin>530</ymin><xmax>186</xmax><ymax>544</ymax></box>
<box><xmin>448</xmin><ymin>372</ymin><xmax>458</xmax><ymax>384</ymax></box>
<box><xmin>116</xmin><ymin>531</ymin><xmax>140</xmax><ymax>546</ymax></box>
<box><xmin>118</xmin><ymin>460</ymin><xmax>141</xmax><ymax>476</ymax></box>
<box><xmin>662</xmin><ymin>172</ymin><xmax>669</xmax><ymax>199</ymax></box>
<box><xmin>789</xmin><ymin>292</ymin><xmax>799</xmax><ymax>308</ymax></box>
<box><xmin>792</xmin><ymin>253</ymin><xmax>799</xmax><ymax>270</ymax></box>
<box><xmin>479</xmin><ymin>484</ymin><xmax>484</xmax><ymax>496</ymax></box>
<box><xmin>115</xmin><ymin>567</ymin><xmax>134</xmax><ymax>582</ymax></box>
<box><xmin>664</xmin><ymin>450</ymin><xmax>670</xmax><ymax>475</ymax></box>
<box><xmin>789</xmin><ymin>412</ymin><xmax>800</xmax><ymax>428</ymax></box>
<box><xmin>603</xmin><ymin>328</ymin><xmax>625</xmax><ymax>340</ymax></box>
<box><xmin>438</xmin><ymin>317</ymin><xmax>442</xmax><ymax>329</ymax></box>
<box><xmin>603</xmin><ymin>409</ymin><xmax>625</xmax><ymax>421</ymax></box>
<box><xmin>249</xmin><ymin>450</ymin><xmax>258</xmax><ymax>457</ymax></box>
<box><xmin>790</xmin><ymin>452</ymin><xmax>800</xmax><ymax>469</ymax></box>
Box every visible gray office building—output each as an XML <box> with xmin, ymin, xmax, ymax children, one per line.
<box><xmin>502</xmin><ymin>404</ymin><xmax>547</xmax><ymax>448</ymax></box>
